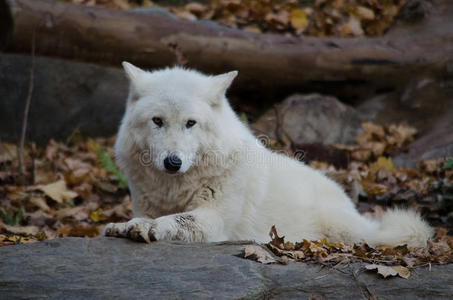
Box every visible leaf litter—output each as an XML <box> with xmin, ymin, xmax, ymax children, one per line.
<box><xmin>63</xmin><ymin>0</ymin><xmax>407</xmax><ymax>37</ymax></box>
<box><xmin>256</xmin><ymin>225</ymin><xmax>453</xmax><ymax>279</ymax></box>
<box><xmin>0</xmin><ymin>135</ymin><xmax>132</xmax><ymax>246</ymax></box>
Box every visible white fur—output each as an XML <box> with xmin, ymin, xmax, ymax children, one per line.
<box><xmin>103</xmin><ymin>63</ymin><xmax>433</xmax><ymax>248</ymax></box>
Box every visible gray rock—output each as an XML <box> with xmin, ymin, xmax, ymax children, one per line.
<box><xmin>0</xmin><ymin>53</ymin><xmax>128</xmax><ymax>144</ymax></box>
<box><xmin>0</xmin><ymin>237</ymin><xmax>452</xmax><ymax>299</ymax></box>
<box><xmin>252</xmin><ymin>94</ymin><xmax>362</xmax><ymax>145</ymax></box>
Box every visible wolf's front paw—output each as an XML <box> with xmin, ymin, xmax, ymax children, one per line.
<box><xmin>103</xmin><ymin>222</ymin><xmax>128</xmax><ymax>237</ymax></box>
<box><xmin>125</xmin><ymin>218</ymin><xmax>157</xmax><ymax>243</ymax></box>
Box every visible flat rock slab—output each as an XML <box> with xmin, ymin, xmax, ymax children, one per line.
<box><xmin>0</xmin><ymin>238</ymin><xmax>452</xmax><ymax>299</ymax></box>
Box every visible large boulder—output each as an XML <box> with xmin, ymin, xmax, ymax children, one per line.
<box><xmin>0</xmin><ymin>53</ymin><xmax>128</xmax><ymax>144</ymax></box>
<box><xmin>0</xmin><ymin>237</ymin><xmax>452</xmax><ymax>299</ymax></box>
<box><xmin>252</xmin><ymin>94</ymin><xmax>363</xmax><ymax>145</ymax></box>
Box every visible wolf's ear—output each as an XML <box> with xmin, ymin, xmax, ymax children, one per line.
<box><xmin>122</xmin><ymin>61</ymin><xmax>146</xmax><ymax>82</ymax></box>
<box><xmin>122</xmin><ymin>61</ymin><xmax>146</xmax><ymax>102</ymax></box>
<box><xmin>209</xmin><ymin>70</ymin><xmax>238</xmax><ymax>106</ymax></box>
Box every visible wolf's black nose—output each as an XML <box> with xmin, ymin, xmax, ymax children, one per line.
<box><xmin>164</xmin><ymin>155</ymin><xmax>182</xmax><ymax>173</ymax></box>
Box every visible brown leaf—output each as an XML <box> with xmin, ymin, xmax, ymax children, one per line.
<box><xmin>387</xmin><ymin>124</ymin><xmax>417</xmax><ymax>147</ymax></box>
<box><xmin>392</xmin><ymin>265</ymin><xmax>411</xmax><ymax>279</ymax></box>
<box><xmin>243</xmin><ymin>244</ymin><xmax>280</xmax><ymax>264</ymax></box>
<box><xmin>362</xmin><ymin>181</ymin><xmax>388</xmax><ymax>196</ymax></box>
<box><xmin>2</xmin><ymin>224</ymin><xmax>40</xmax><ymax>236</ymax></box>
<box><xmin>352</xmin><ymin>149</ymin><xmax>372</xmax><ymax>161</ymax></box>
<box><xmin>340</xmin><ymin>16</ymin><xmax>363</xmax><ymax>36</ymax></box>
<box><xmin>185</xmin><ymin>2</ymin><xmax>207</xmax><ymax>17</ymax></box>
<box><xmin>365</xmin><ymin>264</ymin><xmax>410</xmax><ymax>279</ymax></box>
<box><xmin>57</xmin><ymin>225</ymin><xmax>99</xmax><ymax>237</ymax></box>
<box><xmin>354</xmin><ymin>6</ymin><xmax>375</xmax><ymax>20</ymax></box>
<box><xmin>37</xmin><ymin>180</ymin><xmax>78</xmax><ymax>203</ymax></box>
<box><xmin>269</xmin><ymin>225</ymin><xmax>285</xmax><ymax>248</ymax></box>
<box><xmin>243</xmin><ymin>25</ymin><xmax>262</xmax><ymax>34</ymax></box>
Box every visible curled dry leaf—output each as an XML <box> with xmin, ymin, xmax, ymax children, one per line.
<box><xmin>365</xmin><ymin>264</ymin><xmax>411</xmax><ymax>279</ymax></box>
<box><xmin>269</xmin><ymin>225</ymin><xmax>285</xmax><ymax>248</ymax></box>
<box><xmin>2</xmin><ymin>223</ymin><xmax>40</xmax><ymax>236</ymax></box>
<box><xmin>36</xmin><ymin>180</ymin><xmax>78</xmax><ymax>203</ymax></box>
<box><xmin>243</xmin><ymin>244</ymin><xmax>281</xmax><ymax>264</ymax></box>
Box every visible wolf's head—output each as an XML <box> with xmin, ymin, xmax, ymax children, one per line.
<box><xmin>118</xmin><ymin>62</ymin><xmax>240</xmax><ymax>174</ymax></box>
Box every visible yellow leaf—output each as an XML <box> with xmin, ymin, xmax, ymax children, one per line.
<box><xmin>290</xmin><ymin>9</ymin><xmax>308</xmax><ymax>30</ymax></box>
<box><xmin>38</xmin><ymin>180</ymin><xmax>78</xmax><ymax>203</ymax></box>
<box><xmin>90</xmin><ymin>208</ymin><xmax>107</xmax><ymax>222</ymax></box>
<box><xmin>373</xmin><ymin>156</ymin><xmax>394</xmax><ymax>172</ymax></box>
<box><xmin>6</xmin><ymin>235</ymin><xmax>21</xmax><ymax>242</ymax></box>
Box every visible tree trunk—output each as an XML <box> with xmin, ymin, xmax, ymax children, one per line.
<box><xmin>1</xmin><ymin>0</ymin><xmax>453</xmax><ymax>101</ymax></box>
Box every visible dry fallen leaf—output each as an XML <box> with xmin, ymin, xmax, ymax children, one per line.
<box><xmin>37</xmin><ymin>180</ymin><xmax>78</xmax><ymax>203</ymax></box>
<box><xmin>90</xmin><ymin>208</ymin><xmax>108</xmax><ymax>222</ymax></box>
<box><xmin>341</xmin><ymin>16</ymin><xmax>364</xmax><ymax>36</ymax></box>
<box><xmin>2</xmin><ymin>224</ymin><xmax>40</xmax><ymax>236</ymax></box>
<box><xmin>290</xmin><ymin>9</ymin><xmax>308</xmax><ymax>31</ymax></box>
<box><xmin>29</xmin><ymin>196</ymin><xmax>50</xmax><ymax>211</ymax></box>
<box><xmin>243</xmin><ymin>244</ymin><xmax>280</xmax><ymax>264</ymax></box>
<box><xmin>392</xmin><ymin>265</ymin><xmax>411</xmax><ymax>279</ymax></box>
<box><xmin>365</xmin><ymin>264</ymin><xmax>411</xmax><ymax>279</ymax></box>
<box><xmin>372</xmin><ymin>156</ymin><xmax>394</xmax><ymax>173</ymax></box>
<box><xmin>354</xmin><ymin>6</ymin><xmax>375</xmax><ymax>20</ymax></box>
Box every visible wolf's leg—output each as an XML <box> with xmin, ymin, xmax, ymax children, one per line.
<box><xmin>105</xmin><ymin>207</ymin><xmax>226</xmax><ymax>243</ymax></box>
<box><xmin>103</xmin><ymin>222</ymin><xmax>130</xmax><ymax>238</ymax></box>
<box><xmin>152</xmin><ymin>208</ymin><xmax>227</xmax><ymax>242</ymax></box>
<box><xmin>103</xmin><ymin>217</ymin><xmax>155</xmax><ymax>243</ymax></box>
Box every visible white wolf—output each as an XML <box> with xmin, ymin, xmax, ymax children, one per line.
<box><xmin>104</xmin><ymin>62</ymin><xmax>432</xmax><ymax>247</ymax></box>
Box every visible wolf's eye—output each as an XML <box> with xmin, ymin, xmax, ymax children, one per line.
<box><xmin>186</xmin><ymin>120</ymin><xmax>197</xmax><ymax>128</ymax></box>
<box><xmin>152</xmin><ymin>117</ymin><xmax>163</xmax><ymax>127</ymax></box>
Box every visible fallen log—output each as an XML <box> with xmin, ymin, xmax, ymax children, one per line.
<box><xmin>1</xmin><ymin>0</ymin><xmax>453</xmax><ymax>101</ymax></box>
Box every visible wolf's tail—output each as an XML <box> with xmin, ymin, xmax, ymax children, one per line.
<box><xmin>368</xmin><ymin>208</ymin><xmax>433</xmax><ymax>248</ymax></box>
